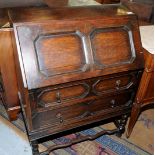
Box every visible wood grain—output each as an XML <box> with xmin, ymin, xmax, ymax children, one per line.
<box><xmin>8</xmin><ymin>5</ymin><xmax>144</xmax><ymax>153</ymax></box>
<box><xmin>0</xmin><ymin>28</ymin><xmax>20</xmax><ymax>120</ymax></box>
<box><xmin>127</xmin><ymin>49</ymin><xmax>154</xmax><ymax>137</ymax></box>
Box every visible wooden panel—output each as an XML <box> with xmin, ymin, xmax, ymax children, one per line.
<box><xmin>12</xmin><ymin>6</ymin><xmax>143</xmax><ymax>90</ymax></box>
<box><xmin>31</xmin><ymin>71</ymin><xmax>140</xmax><ymax>109</ymax></box>
<box><xmin>0</xmin><ymin>29</ymin><xmax>20</xmax><ymax>120</ymax></box>
<box><xmin>8</xmin><ymin>6</ymin><xmax>135</xmax><ymax>23</ymax></box>
<box><xmin>15</xmin><ymin>22</ymin><xmax>90</xmax><ymax>89</ymax></box>
<box><xmin>93</xmin><ymin>72</ymin><xmax>137</xmax><ymax>95</ymax></box>
<box><xmin>34</xmin><ymin>31</ymin><xmax>87</xmax><ymax>77</ymax></box>
<box><xmin>36</xmin><ymin>82</ymin><xmax>89</xmax><ymax>107</ymax></box>
<box><xmin>90</xmin><ymin>26</ymin><xmax>135</xmax><ymax>68</ymax></box>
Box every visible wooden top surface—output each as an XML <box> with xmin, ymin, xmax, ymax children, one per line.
<box><xmin>8</xmin><ymin>4</ymin><xmax>135</xmax><ymax>24</ymax></box>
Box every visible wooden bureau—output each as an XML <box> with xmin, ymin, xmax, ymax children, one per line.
<box><xmin>7</xmin><ymin>5</ymin><xmax>144</xmax><ymax>154</ymax></box>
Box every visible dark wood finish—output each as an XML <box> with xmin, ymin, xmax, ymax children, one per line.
<box><xmin>121</xmin><ymin>0</ymin><xmax>154</xmax><ymax>22</ymax></box>
<box><xmin>8</xmin><ymin>5</ymin><xmax>142</xmax><ymax>23</ymax></box>
<box><xmin>9</xmin><ymin>6</ymin><xmax>143</xmax><ymax>90</ymax></box>
<box><xmin>127</xmin><ymin>49</ymin><xmax>154</xmax><ymax>137</ymax></box>
<box><xmin>9</xmin><ymin>5</ymin><xmax>143</xmax><ymax>154</ymax></box>
<box><xmin>34</xmin><ymin>71</ymin><xmax>138</xmax><ymax>109</ymax></box>
<box><xmin>32</xmin><ymin>89</ymin><xmax>134</xmax><ymax>131</ymax></box>
<box><xmin>0</xmin><ymin>27</ymin><xmax>20</xmax><ymax>120</ymax></box>
<box><xmin>96</xmin><ymin>0</ymin><xmax>120</xmax><ymax>4</ymax></box>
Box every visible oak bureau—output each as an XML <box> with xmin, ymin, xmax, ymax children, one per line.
<box><xmin>8</xmin><ymin>4</ymin><xmax>144</xmax><ymax>155</ymax></box>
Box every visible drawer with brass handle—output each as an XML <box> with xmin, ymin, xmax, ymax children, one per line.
<box><xmin>32</xmin><ymin>90</ymin><xmax>135</xmax><ymax>132</ymax></box>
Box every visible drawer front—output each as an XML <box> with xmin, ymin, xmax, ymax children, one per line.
<box><xmin>33</xmin><ymin>71</ymin><xmax>139</xmax><ymax>108</ymax></box>
<box><xmin>32</xmin><ymin>90</ymin><xmax>134</xmax><ymax>130</ymax></box>
<box><xmin>36</xmin><ymin>82</ymin><xmax>90</xmax><ymax>107</ymax></box>
<box><xmin>92</xmin><ymin>72</ymin><xmax>137</xmax><ymax>95</ymax></box>
<box><xmin>14</xmin><ymin>17</ymin><xmax>143</xmax><ymax>89</ymax></box>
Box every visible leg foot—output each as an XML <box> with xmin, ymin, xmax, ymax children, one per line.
<box><xmin>126</xmin><ymin>102</ymin><xmax>141</xmax><ymax>138</ymax></box>
<box><xmin>31</xmin><ymin>141</ymin><xmax>40</xmax><ymax>155</ymax></box>
<box><xmin>114</xmin><ymin>114</ymin><xmax>128</xmax><ymax>137</ymax></box>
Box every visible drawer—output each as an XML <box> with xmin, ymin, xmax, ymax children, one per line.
<box><xmin>92</xmin><ymin>72</ymin><xmax>138</xmax><ymax>95</ymax></box>
<box><xmin>35</xmin><ymin>81</ymin><xmax>90</xmax><ymax>108</ymax></box>
<box><xmin>39</xmin><ymin>84</ymin><xmax>88</xmax><ymax>103</ymax></box>
<box><xmin>32</xmin><ymin>90</ymin><xmax>135</xmax><ymax>131</ymax></box>
<box><xmin>34</xmin><ymin>71</ymin><xmax>139</xmax><ymax>108</ymax></box>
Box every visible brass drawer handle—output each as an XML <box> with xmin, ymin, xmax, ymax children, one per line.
<box><xmin>115</xmin><ymin>80</ymin><xmax>121</xmax><ymax>90</ymax></box>
<box><xmin>111</xmin><ymin>99</ymin><xmax>116</xmax><ymax>108</ymax></box>
<box><xmin>56</xmin><ymin>91</ymin><xmax>61</xmax><ymax>103</ymax></box>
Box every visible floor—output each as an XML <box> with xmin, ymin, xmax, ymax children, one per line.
<box><xmin>0</xmin><ymin>107</ymin><xmax>153</xmax><ymax>155</ymax></box>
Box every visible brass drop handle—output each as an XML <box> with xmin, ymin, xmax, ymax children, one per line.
<box><xmin>115</xmin><ymin>80</ymin><xmax>121</xmax><ymax>90</ymax></box>
<box><xmin>111</xmin><ymin>99</ymin><xmax>116</xmax><ymax>108</ymax></box>
<box><xmin>56</xmin><ymin>113</ymin><xmax>63</xmax><ymax>123</ymax></box>
<box><xmin>56</xmin><ymin>91</ymin><xmax>61</xmax><ymax>103</ymax></box>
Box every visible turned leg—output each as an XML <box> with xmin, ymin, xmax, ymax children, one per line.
<box><xmin>126</xmin><ymin>102</ymin><xmax>141</xmax><ymax>138</ymax></box>
<box><xmin>114</xmin><ymin>114</ymin><xmax>128</xmax><ymax>137</ymax></box>
<box><xmin>31</xmin><ymin>141</ymin><xmax>40</xmax><ymax>155</ymax></box>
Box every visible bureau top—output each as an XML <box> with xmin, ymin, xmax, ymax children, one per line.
<box><xmin>10</xmin><ymin>4</ymin><xmax>143</xmax><ymax>89</ymax></box>
<box><xmin>8</xmin><ymin>4</ymin><xmax>135</xmax><ymax>24</ymax></box>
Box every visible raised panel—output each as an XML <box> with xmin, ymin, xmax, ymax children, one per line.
<box><xmin>35</xmin><ymin>31</ymin><xmax>88</xmax><ymax>77</ymax></box>
<box><xmin>92</xmin><ymin>72</ymin><xmax>136</xmax><ymax>95</ymax></box>
<box><xmin>36</xmin><ymin>82</ymin><xmax>90</xmax><ymax>107</ymax></box>
<box><xmin>90</xmin><ymin>26</ymin><xmax>136</xmax><ymax>69</ymax></box>
<box><xmin>15</xmin><ymin>23</ymin><xmax>91</xmax><ymax>89</ymax></box>
<box><xmin>14</xmin><ymin>19</ymin><xmax>143</xmax><ymax>90</ymax></box>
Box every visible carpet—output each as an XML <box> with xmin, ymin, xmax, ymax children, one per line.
<box><xmin>0</xmin><ymin>103</ymin><xmax>153</xmax><ymax>155</ymax></box>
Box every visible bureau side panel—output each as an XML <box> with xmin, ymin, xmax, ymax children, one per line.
<box><xmin>0</xmin><ymin>28</ymin><xmax>20</xmax><ymax>120</ymax></box>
